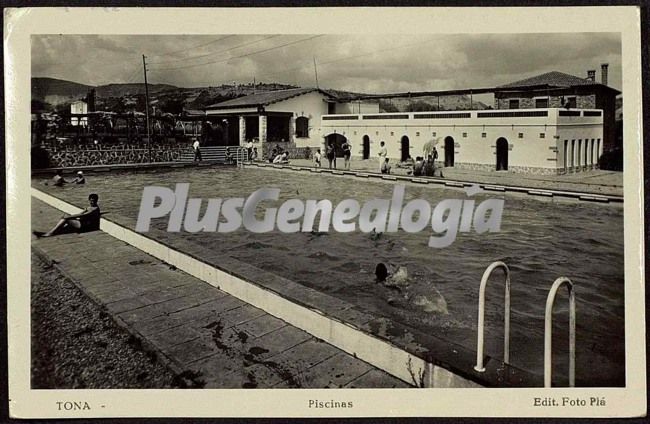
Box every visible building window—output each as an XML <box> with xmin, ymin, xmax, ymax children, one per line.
<box><xmin>416</xmin><ymin>131</ymin><xmax>420</xmax><ymax>137</ymax></box>
<box><xmin>540</xmin><ymin>133</ymin><xmax>545</xmax><ymax>138</ymax></box>
<box><xmin>390</xmin><ymin>131</ymin><xmax>394</xmax><ymax>136</ymax></box>
<box><xmin>462</xmin><ymin>132</ymin><xmax>467</xmax><ymax>138</ymax></box>
<box><xmin>376</xmin><ymin>131</ymin><xmax>379</xmax><ymax>136</ymax></box>
<box><xmin>432</xmin><ymin>131</ymin><xmax>437</xmax><ymax>137</ymax></box>
<box><xmin>518</xmin><ymin>133</ymin><xmax>524</xmax><ymax>138</ymax></box>
<box><xmin>535</xmin><ymin>98</ymin><xmax>549</xmax><ymax>108</ymax></box>
<box><xmin>481</xmin><ymin>132</ymin><xmax>487</xmax><ymax>138</ymax></box>
<box><xmin>564</xmin><ymin>96</ymin><xmax>577</xmax><ymax>108</ymax></box>
<box><xmin>295</xmin><ymin>116</ymin><xmax>309</xmax><ymax>138</ymax></box>
<box><xmin>327</xmin><ymin>102</ymin><xmax>336</xmax><ymax>114</ymax></box>
<box><xmin>509</xmin><ymin>99</ymin><xmax>520</xmax><ymax>109</ymax></box>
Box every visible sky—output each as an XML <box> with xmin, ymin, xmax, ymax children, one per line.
<box><xmin>32</xmin><ymin>33</ymin><xmax>622</xmax><ymax>95</ymax></box>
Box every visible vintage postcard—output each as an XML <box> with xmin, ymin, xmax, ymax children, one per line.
<box><xmin>5</xmin><ymin>6</ymin><xmax>646</xmax><ymax>418</ymax></box>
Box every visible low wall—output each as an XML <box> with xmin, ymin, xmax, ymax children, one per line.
<box><xmin>451</xmin><ymin>162</ymin><xmax>560</xmax><ymax>175</ymax></box>
<box><xmin>261</xmin><ymin>143</ymin><xmax>314</xmax><ymax>161</ymax></box>
<box><xmin>43</xmin><ymin>147</ymin><xmax>188</xmax><ymax>168</ymax></box>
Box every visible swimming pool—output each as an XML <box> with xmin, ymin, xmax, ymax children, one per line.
<box><xmin>33</xmin><ymin>166</ymin><xmax>625</xmax><ymax>386</ymax></box>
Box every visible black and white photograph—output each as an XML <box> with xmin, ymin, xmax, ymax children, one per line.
<box><xmin>5</xmin><ymin>6</ymin><xmax>646</xmax><ymax>419</ymax></box>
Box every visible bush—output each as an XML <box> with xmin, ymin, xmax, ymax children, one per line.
<box><xmin>599</xmin><ymin>148</ymin><xmax>623</xmax><ymax>171</ymax></box>
<box><xmin>31</xmin><ymin>146</ymin><xmax>50</xmax><ymax>169</ymax></box>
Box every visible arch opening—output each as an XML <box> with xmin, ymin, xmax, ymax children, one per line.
<box><xmin>444</xmin><ymin>136</ymin><xmax>455</xmax><ymax>167</ymax></box>
<box><xmin>496</xmin><ymin>137</ymin><xmax>509</xmax><ymax>171</ymax></box>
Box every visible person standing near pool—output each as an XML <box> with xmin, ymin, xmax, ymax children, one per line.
<box><xmin>192</xmin><ymin>138</ymin><xmax>202</xmax><ymax>162</ymax></box>
<box><xmin>246</xmin><ymin>140</ymin><xmax>253</xmax><ymax>160</ymax></box>
<box><xmin>326</xmin><ymin>142</ymin><xmax>336</xmax><ymax>169</ymax></box>
<box><xmin>342</xmin><ymin>140</ymin><xmax>352</xmax><ymax>170</ymax></box>
<box><xmin>378</xmin><ymin>141</ymin><xmax>387</xmax><ymax>172</ymax></box>
<box><xmin>314</xmin><ymin>149</ymin><xmax>322</xmax><ymax>168</ymax></box>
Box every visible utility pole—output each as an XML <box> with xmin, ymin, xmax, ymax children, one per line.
<box><xmin>142</xmin><ymin>54</ymin><xmax>152</xmax><ymax>163</ymax></box>
<box><xmin>313</xmin><ymin>56</ymin><xmax>319</xmax><ymax>89</ymax></box>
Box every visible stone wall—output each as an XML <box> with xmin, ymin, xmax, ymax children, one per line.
<box><xmin>494</xmin><ymin>94</ymin><xmax>596</xmax><ymax>110</ymax></box>
<box><xmin>260</xmin><ymin>143</ymin><xmax>314</xmax><ymax>161</ymax></box>
<box><xmin>45</xmin><ymin>147</ymin><xmax>187</xmax><ymax>168</ymax></box>
<box><xmin>450</xmin><ymin>161</ymin><xmax>561</xmax><ymax>175</ymax></box>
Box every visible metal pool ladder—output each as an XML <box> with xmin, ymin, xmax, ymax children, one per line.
<box><xmin>473</xmin><ymin>262</ymin><xmax>576</xmax><ymax>387</ymax></box>
<box><xmin>235</xmin><ymin>146</ymin><xmax>248</xmax><ymax>168</ymax></box>
<box><xmin>474</xmin><ymin>261</ymin><xmax>510</xmax><ymax>372</ymax></box>
<box><xmin>544</xmin><ymin>277</ymin><xmax>576</xmax><ymax>387</ymax></box>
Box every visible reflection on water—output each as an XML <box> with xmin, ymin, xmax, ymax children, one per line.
<box><xmin>35</xmin><ymin>167</ymin><xmax>625</xmax><ymax>386</ymax></box>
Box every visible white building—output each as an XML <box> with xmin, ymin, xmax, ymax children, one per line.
<box><xmin>321</xmin><ymin>108</ymin><xmax>603</xmax><ymax>175</ymax></box>
<box><xmin>204</xmin><ymin>87</ymin><xmax>378</xmax><ymax>152</ymax></box>
<box><xmin>70</xmin><ymin>100</ymin><xmax>88</xmax><ymax>127</ymax></box>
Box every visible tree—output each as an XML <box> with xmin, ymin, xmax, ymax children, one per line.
<box><xmin>407</xmin><ymin>100</ymin><xmax>436</xmax><ymax>112</ymax></box>
<box><xmin>379</xmin><ymin>100</ymin><xmax>399</xmax><ymax>113</ymax></box>
<box><xmin>31</xmin><ymin>99</ymin><xmax>52</xmax><ymax>113</ymax></box>
<box><xmin>158</xmin><ymin>98</ymin><xmax>185</xmax><ymax>115</ymax></box>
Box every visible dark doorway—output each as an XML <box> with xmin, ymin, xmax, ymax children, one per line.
<box><xmin>202</xmin><ymin>120</ymin><xmax>230</xmax><ymax>146</ymax></box>
<box><xmin>267</xmin><ymin>115</ymin><xmax>290</xmax><ymax>143</ymax></box>
<box><xmin>362</xmin><ymin>135</ymin><xmax>370</xmax><ymax>159</ymax></box>
<box><xmin>496</xmin><ymin>137</ymin><xmax>509</xmax><ymax>170</ymax></box>
<box><xmin>400</xmin><ymin>136</ymin><xmax>410</xmax><ymax>162</ymax></box>
<box><xmin>325</xmin><ymin>133</ymin><xmax>347</xmax><ymax>157</ymax></box>
<box><xmin>444</xmin><ymin>136</ymin><xmax>455</xmax><ymax>167</ymax></box>
<box><xmin>244</xmin><ymin>116</ymin><xmax>259</xmax><ymax>141</ymax></box>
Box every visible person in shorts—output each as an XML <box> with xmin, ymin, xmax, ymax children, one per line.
<box><xmin>326</xmin><ymin>142</ymin><xmax>336</xmax><ymax>169</ymax></box>
<box><xmin>314</xmin><ymin>149</ymin><xmax>322</xmax><ymax>168</ymax></box>
<box><xmin>378</xmin><ymin>141</ymin><xmax>387</xmax><ymax>172</ymax></box>
<box><xmin>342</xmin><ymin>140</ymin><xmax>352</xmax><ymax>170</ymax></box>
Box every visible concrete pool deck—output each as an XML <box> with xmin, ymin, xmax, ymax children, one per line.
<box><xmin>260</xmin><ymin>158</ymin><xmax>623</xmax><ymax>201</ymax></box>
<box><xmin>31</xmin><ymin>198</ymin><xmax>409</xmax><ymax>389</ymax></box>
<box><xmin>33</xmin><ymin>157</ymin><xmax>622</xmax><ymax>202</ymax></box>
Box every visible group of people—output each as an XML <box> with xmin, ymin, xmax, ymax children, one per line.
<box><xmin>51</xmin><ymin>170</ymin><xmax>85</xmax><ymax>186</ymax></box>
<box><xmin>314</xmin><ymin>140</ymin><xmax>352</xmax><ymax>170</ymax></box>
<box><xmin>269</xmin><ymin>146</ymin><xmax>290</xmax><ymax>164</ymax></box>
<box><xmin>386</xmin><ymin>145</ymin><xmax>440</xmax><ymax>177</ymax></box>
<box><xmin>246</xmin><ymin>141</ymin><xmax>259</xmax><ymax>161</ymax></box>
<box><xmin>412</xmin><ymin>149</ymin><xmax>439</xmax><ymax>177</ymax></box>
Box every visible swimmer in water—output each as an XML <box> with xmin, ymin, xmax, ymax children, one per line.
<box><xmin>375</xmin><ymin>262</ymin><xmax>448</xmax><ymax>314</ymax></box>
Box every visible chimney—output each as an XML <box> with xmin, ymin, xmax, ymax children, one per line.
<box><xmin>601</xmin><ymin>63</ymin><xmax>609</xmax><ymax>86</ymax></box>
<box><xmin>587</xmin><ymin>70</ymin><xmax>596</xmax><ymax>82</ymax></box>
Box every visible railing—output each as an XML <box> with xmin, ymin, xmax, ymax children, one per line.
<box><xmin>474</xmin><ymin>261</ymin><xmax>511</xmax><ymax>372</ymax></box>
<box><xmin>321</xmin><ymin>108</ymin><xmax>603</xmax><ymax>122</ymax></box>
<box><xmin>235</xmin><ymin>146</ymin><xmax>248</xmax><ymax>168</ymax></box>
<box><xmin>544</xmin><ymin>277</ymin><xmax>576</xmax><ymax>387</ymax></box>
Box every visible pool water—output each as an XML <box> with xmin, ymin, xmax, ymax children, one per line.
<box><xmin>34</xmin><ymin>167</ymin><xmax>625</xmax><ymax>386</ymax></box>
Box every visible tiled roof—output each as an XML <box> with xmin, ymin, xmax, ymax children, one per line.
<box><xmin>206</xmin><ymin>87</ymin><xmax>332</xmax><ymax>109</ymax></box>
<box><xmin>498</xmin><ymin>71</ymin><xmax>598</xmax><ymax>89</ymax></box>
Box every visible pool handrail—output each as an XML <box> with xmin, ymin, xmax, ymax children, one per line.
<box><xmin>474</xmin><ymin>261</ymin><xmax>511</xmax><ymax>373</ymax></box>
<box><xmin>235</xmin><ymin>146</ymin><xmax>248</xmax><ymax>168</ymax></box>
<box><xmin>544</xmin><ymin>277</ymin><xmax>576</xmax><ymax>387</ymax></box>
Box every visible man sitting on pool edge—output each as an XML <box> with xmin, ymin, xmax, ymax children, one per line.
<box><xmin>33</xmin><ymin>193</ymin><xmax>101</xmax><ymax>238</ymax></box>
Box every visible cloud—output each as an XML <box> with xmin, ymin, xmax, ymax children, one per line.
<box><xmin>31</xmin><ymin>33</ymin><xmax>622</xmax><ymax>92</ymax></box>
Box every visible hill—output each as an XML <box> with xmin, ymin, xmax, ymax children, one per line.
<box><xmin>32</xmin><ymin>77</ymin><xmax>93</xmax><ymax>106</ymax></box>
<box><xmin>96</xmin><ymin>83</ymin><xmax>178</xmax><ymax>98</ymax></box>
<box><xmin>384</xmin><ymin>95</ymin><xmax>488</xmax><ymax>112</ymax></box>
